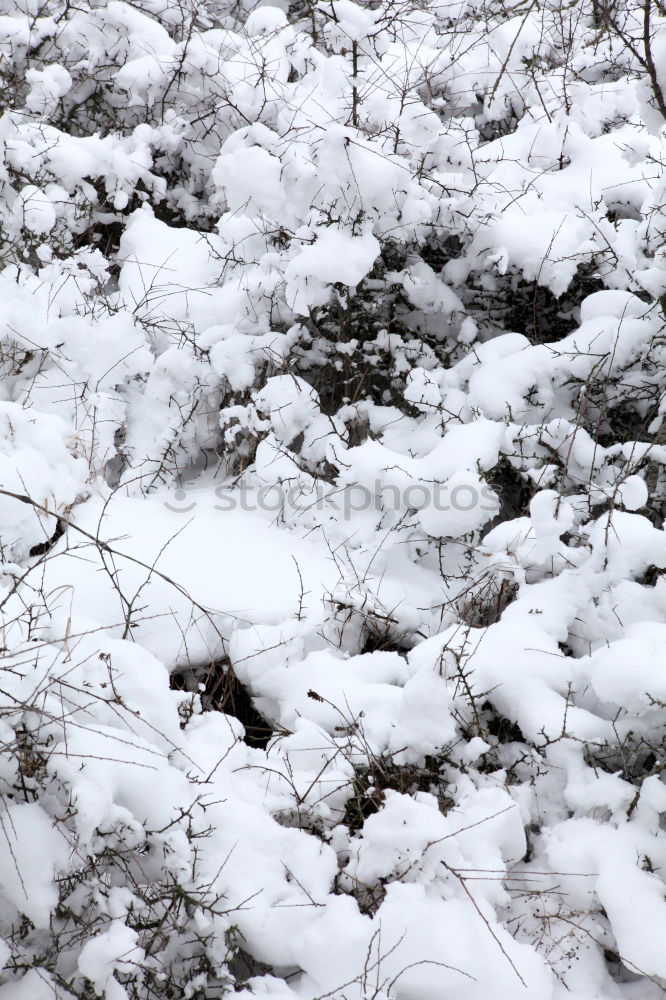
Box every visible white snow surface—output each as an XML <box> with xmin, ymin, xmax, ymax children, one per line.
<box><xmin>0</xmin><ymin>1</ymin><xmax>666</xmax><ymax>998</ymax></box>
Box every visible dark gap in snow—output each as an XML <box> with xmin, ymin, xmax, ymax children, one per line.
<box><xmin>481</xmin><ymin>703</ymin><xmax>526</xmax><ymax>745</ymax></box>
<box><xmin>638</xmin><ymin>565</ymin><xmax>664</xmax><ymax>586</ymax></box>
<box><xmin>29</xmin><ymin>517</ymin><xmax>65</xmax><ymax>557</ymax></box>
<box><xmin>420</xmin><ymin>234</ymin><xmax>464</xmax><ymax>273</ymax></box>
<box><xmin>228</xmin><ymin>946</ymin><xmax>274</xmax><ymax>987</ymax></box>
<box><xmin>89</xmin><ymin>216</ymin><xmax>126</xmax><ymax>260</ymax></box>
<box><xmin>595</xmin><ymin>399</ymin><xmax>659</xmax><ymax>449</ymax></box>
<box><xmin>603</xmin><ymin>946</ymin><xmax>645</xmax><ymax>985</ymax></box>
<box><xmin>104</xmin><ymin>453</ymin><xmax>125</xmax><ymax>489</ymax></box>
<box><xmin>477</xmin><ymin>115</ymin><xmax>521</xmax><ymax>143</ymax></box>
<box><xmin>486</xmin><ymin>457</ymin><xmax>535</xmax><ymax>526</ymax></box>
<box><xmin>359</xmin><ymin>631</ymin><xmax>412</xmax><ymax>655</ymax></box>
<box><xmin>468</xmin><ymin>265</ymin><xmax>605</xmax><ymax>345</ymax></box>
<box><xmin>171</xmin><ymin>660</ymin><xmax>274</xmax><ymax>750</ymax></box>
<box><xmin>343</xmin><ymin>755</ymin><xmax>454</xmax><ymax>836</ymax></box>
<box><xmin>204</xmin><ymin>662</ymin><xmax>275</xmax><ymax>750</ymax></box>
<box><xmin>455</xmin><ymin>575</ymin><xmax>519</xmax><ymax>627</ymax></box>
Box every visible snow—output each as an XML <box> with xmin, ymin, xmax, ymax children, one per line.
<box><xmin>10</xmin><ymin>492</ymin><xmax>340</xmax><ymax>665</ymax></box>
<box><xmin>0</xmin><ymin>0</ymin><xmax>666</xmax><ymax>997</ymax></box>
<box><xmin>0</xmin><ymin>403</ymin><xmax>87</xmax><ymax>559</ymax></box>
<box><xmin>285</xmin><ymin>227</ymin><xmax>381</xmax><ymax>311</ymax></box>
<box><xmin>77</xmin><ymin>923</ymin><xmax>144</xmax><ymax>999</ymax></box>
<box><xmin>0</xmin><ymin>803</ymin><xmax>69</xmax><ymax>929</ymax></box>
<box><xmin>16</xmin><ymin>185</ymin><xmax>56</xmax><ymax>234</ymax></box>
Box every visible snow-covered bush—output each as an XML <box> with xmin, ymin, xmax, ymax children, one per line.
<box><xmin>1</xmin><ymin>0</ymin><xmax>666</xmax><ymax>997</ymax></box>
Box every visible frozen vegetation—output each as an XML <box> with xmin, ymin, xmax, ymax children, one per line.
<box><xmin>1</xmin><ymin>0</ymin><xmax>666</xmax><ymax>996</ymax></box>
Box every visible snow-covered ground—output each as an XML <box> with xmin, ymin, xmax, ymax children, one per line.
<box><xmin>1</xmin><ymin>0</ymin><xmax>666</xmax><ymax>997</ymax></box>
